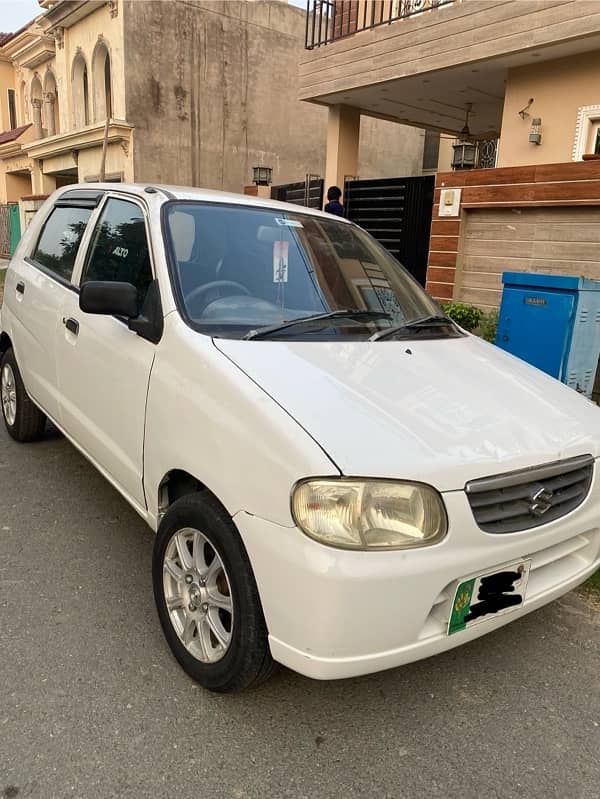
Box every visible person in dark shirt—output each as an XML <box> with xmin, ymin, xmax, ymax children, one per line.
<box><xmin>324</xmin><ymin>185</ymin><xmax>344</xmax><ymax>217</ymax></box>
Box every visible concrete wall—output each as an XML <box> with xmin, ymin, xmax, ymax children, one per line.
<box><xmin>124</xmin><ymin>0</ymin><xmax>423</xmax><ymax>192</ymax></box>
<box><xmin>4</xmin><ymin>172</ymin><xmax>30</xmax><ymax>203</ymax></box>
<box><xmin>437</xmin><ymin>135</ymin><xmax>455</xmax><ymax>173</ymax></box>
<box><xmin>498</xmin><ymin>51</ymin><xmax>600</xmax><ymax>167</ymax></box>
<box><xmin>358</xmin><ymin>116</ymin><xmax>424</xmax><ymax>179</ymax></box>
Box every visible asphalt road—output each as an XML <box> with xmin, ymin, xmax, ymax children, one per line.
<box><xmin>0</xmin><ymin>424</ymin><xmax>598</xmax><ymax>799</ymax></box>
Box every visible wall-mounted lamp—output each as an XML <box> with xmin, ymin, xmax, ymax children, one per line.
<box><xmin>529</xmin><ymin>117</ymin><xmax>542</xmax><ymax>145</ymax></box>
<box><xmin>252</xmin><ymin>166</ymin><xmax>272</xmax><ymax>186</ymax></box>
<box><xmin>518</xmin><ymin>98</ymin><xmax>534</xmax><ymax>120</ymax></box>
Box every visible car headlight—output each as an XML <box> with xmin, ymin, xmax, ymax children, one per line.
<box><xmin>292</xmin><ymin>479</ymin><xmax>447</xmax><ymax>550</ymax></box>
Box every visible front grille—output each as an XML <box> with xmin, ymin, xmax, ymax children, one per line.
<box><xmin>466</xmin><ymin>455</ymin><xmax>594</xmax><ymax>534</ymax></box>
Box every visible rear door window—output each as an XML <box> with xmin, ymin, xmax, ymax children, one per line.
<box><xmin>32</xmin><ymin>205</ymin><xmax>92</xmax><ymax>283</ymax></box>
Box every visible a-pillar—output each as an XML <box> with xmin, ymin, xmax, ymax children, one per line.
<box><xmin>324</xmin><ymin>104</ymin><xmax>360</xmax><ymax>205</ymax></box>
<box><xmin>31</xmin><ymin>98</ymin><xmax>43</xmax><ymax>140</ymax></box>
<box><xmin>44</xmin><ymin>93</ymin><xmax>56</xmax><ymax>137</ymax></box>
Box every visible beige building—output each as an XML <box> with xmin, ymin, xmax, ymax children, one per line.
<box><xmin>0</xmin><ymin>0</ymin><xmax>427</xmax><ymax>210</ymax></box>
<box><xmin>300</xmin><ymin>0</ymin><xmax>600</xmax><ymax>177</ymax></box>
<box><xmin>300</xmin><ymin>0</ymin><xmax>600</xmax><ymax>305</ymax></box>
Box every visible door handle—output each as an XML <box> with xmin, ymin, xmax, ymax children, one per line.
<box><xmin>16</xmin><ymin>281</ymin><xmax>25</xmax><ymax>294</ymax></box>
<box><xmin>63</xmin><ymin>317</ymin><xmax>79</xmax><ymax>336</ymax></box>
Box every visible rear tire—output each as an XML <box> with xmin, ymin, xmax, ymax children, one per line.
<box><xmin>0</xmin><ymin>348</ymin><xmax>46</xmax><ymax>442</ymax></box>
<box><xmin>153</xmin><ymin>492</ymin><xmax>277</xmax><ymax>692</ymax></box>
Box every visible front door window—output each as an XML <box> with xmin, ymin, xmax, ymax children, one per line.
<box><xmin>81</xmin><ymin>197</ymin><xmax>153</xmax><ymax>304</ymax></box>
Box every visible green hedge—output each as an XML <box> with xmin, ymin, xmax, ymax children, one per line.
<box><xmin>442</xmin><ymin>302</ymin><xmax>498</xmax><ymax>343</ymax></box>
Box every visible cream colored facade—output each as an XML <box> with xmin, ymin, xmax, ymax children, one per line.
<box><xmin>300</xmin><ymin>0</ymin><xmax>600</xmax><ymax>183</ymax></box>
<box><xmin>498</xmin><ymin>51</ymin><xmax>600</xmax><ymax>167</ymax></box>
<box><xmin>0</xmin><ymin>0</ymin><xmax>131</xmax><ymax>204</ymax></box>
<box><xmin>0</xmin><ymin>0</ymin><xmax>426</xmax><ymax>209</ymax></box>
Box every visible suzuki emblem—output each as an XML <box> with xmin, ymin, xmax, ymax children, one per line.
<box><xmin>528</xmin><ymin>485</ymin><xmax>554</xmax><ymax>517</ymax></box>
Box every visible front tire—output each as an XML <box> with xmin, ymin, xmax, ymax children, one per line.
<box><xmin>153</xmin><ymin>493</ymin><xmax>276</xmax><ymax>692</ymax></box>
<box><xmin>1</xmin><ymin>348</ymin><xmax>46</xmax><ymax>442</ymax></box>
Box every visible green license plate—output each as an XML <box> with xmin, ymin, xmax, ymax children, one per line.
<box><xmin>448</xmin><ymin>559</ymin><xmax>532</xmax><ymax>636</ymax></box>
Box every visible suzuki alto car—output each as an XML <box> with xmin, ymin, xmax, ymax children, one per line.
<box><xmin>1</xmin><ymin>184</ymin><xmax>599</xmax><ymax>692</ymax></box>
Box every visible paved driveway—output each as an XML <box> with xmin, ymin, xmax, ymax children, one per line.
<box><xmin>0</xmin><ymin>425</ymin><xmax>598</xmax><ymax>799</ymax></box>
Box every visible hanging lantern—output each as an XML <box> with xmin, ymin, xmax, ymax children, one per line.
<box><xmin>452</xmin><ymin>103</ymin><xmax>477</xmax><ymax>170</ymax></box>
<box><xmin>452</xmin><ymin>141</ymin><xmax>477</xmax><ymax>170</ymax></box>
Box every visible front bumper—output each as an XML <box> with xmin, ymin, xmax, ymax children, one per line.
<box><xmin>234</xmin><ymin>474</ymin><xmax>600</xmax><ymax>681</ymax></box>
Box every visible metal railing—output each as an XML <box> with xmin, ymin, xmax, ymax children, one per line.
<box><xmin>305</xmin><ymin>0</ymin><xmax>455</xmax><ymax>49</ymax></box>
<box><xmin>476</xmin><ymin>137</ymin><xmax>499</xmax><ymax>169</ymax></box>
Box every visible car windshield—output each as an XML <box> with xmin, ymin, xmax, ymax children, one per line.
<box><xmin>163</xmin><ymin>201</ymin><xmax>458</xmax><ymax>341</ymax></box>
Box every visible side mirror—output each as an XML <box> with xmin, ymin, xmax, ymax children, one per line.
<box><xmin>79</xmin><ymin>281</ymin><xmax>139</xmax><ymax>318</ymax></box>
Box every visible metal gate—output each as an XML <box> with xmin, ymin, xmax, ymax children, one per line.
<box><xmin>343</xmin><ymin>175</ymin><xmax>435</xmax><ymax>286</ymax></box>
<box><xmin>0</xmin><ymin>204</ymin><xmax>9</xmax><ymax>258</ymax></box>
<box><xmin>8</xmin><ymin>203</ymin><xmax>20</xmax><ymax>255</ymax></box>
<box><xmin>272</xmin><ymin>175</ymin><xmax>324</xmax><ymax>209</ymax></box>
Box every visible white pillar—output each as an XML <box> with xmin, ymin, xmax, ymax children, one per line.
<box><xmin>31</xmin><ymin>98</ymin><xmax>43</xmax><ymax>140</ymax></box>
<box><xmin>44</xmin><ymin>93</ymin><xmax>56</xmax><ymax>137</ymax></box>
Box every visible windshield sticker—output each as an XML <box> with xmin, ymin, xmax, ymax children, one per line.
<box><xmin>273</xmin><ymin>240</ymin><xmax>289</xmax><ymax>283</ymax></box>
<box><xmin>275</xmin><ymin>218</ymin><xmax>303</xmax><ymax>228</ymax></box>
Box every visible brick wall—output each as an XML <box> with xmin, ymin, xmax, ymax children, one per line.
<box><xmin>333</xmin><ymin>0</ymin><xmax>359</xmax><ymax>37</ymax></box>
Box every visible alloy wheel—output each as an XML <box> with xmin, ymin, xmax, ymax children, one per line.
<box><xmin>1</xmin><ymin>363</ymin><xmax>17</xmax><ymax>427</ymax></box>
<box><xmin>162</xmin><ymin>527</ymin><xmax>234</xmax><ymax>663</ymax></box>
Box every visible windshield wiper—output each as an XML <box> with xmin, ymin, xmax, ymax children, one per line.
<box><xmin>369</xmin><ymin>314</ymin><xmax>455</xmax><ymax>342</ymax></box>
<box><xmin>243</xmin><ymin>309</ymin><xmax>393</xmax><ymax>340</ymax></box>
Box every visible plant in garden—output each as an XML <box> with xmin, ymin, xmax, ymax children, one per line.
<box><xmin>478</xmin><ymin>310</ymin><xmax>498</xmax><ymax>343</ymax></box>
<box><xmin>442</xmin><ymin>302</ymin><xmax>483</xmax><ymax>332</ymax></box>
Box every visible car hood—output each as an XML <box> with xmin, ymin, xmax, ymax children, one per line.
<box><xmin>214</xmin><ymin>335</ymin><xmax>600</xmax><ymax>491</ymax></box>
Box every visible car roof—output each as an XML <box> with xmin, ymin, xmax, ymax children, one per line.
<box><xmin>56</xmin><ymin>182</ymin><xmax>352</xmax><ymax>224</ymax></box>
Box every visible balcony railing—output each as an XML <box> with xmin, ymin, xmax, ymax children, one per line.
<box><xmin>305</xmin><ymin>0</ymin><xmax>454</xmax><ymax>50</ymax></box>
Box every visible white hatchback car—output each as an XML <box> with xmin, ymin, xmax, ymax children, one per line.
<box><xmin>1</xmin><ymin>184</ymin><xmax>599</xmax><ymax>692</ymax></box>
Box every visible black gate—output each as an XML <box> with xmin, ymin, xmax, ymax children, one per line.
<box><xmin>272</xmin><ymin>175</ymin><xmax>324</xmax><ymax>209</ymax></box>
<box><xmin>343</xmin><ymin>176</ymin><xmax>435</xmax><ymax>286</ymax></box>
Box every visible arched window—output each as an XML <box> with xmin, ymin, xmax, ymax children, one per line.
<box><xmin>30</xmin><ymin>75</ymin><xmax>42</xmax><ymax>102</ymax></box>
<box><xmin>43</xmin><ymin>70</ymin><xmax>60</xmax><ymax>136</ymax></box>
<box><xmin>92</xmin><ymin>41</ymin><xmax>112</xmax><ymax>122</ymax></box>
<box><xmin>72</xmin><ymin>52</ymin><xmax>90</xmax><ymax>128</ymax></box>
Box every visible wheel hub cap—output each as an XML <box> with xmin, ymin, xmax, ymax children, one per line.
<box><xmin>1</xmin><ymin>364</ymin><xmax>17</xmax><ymax>427</ymax></box>
<box><xmin>162</xmin><ymin>528</ymin><xmax>234</xmax><ymax>663</ymax></box>
<box><xmin>188</xmin><ymin>584</ymin><xmax>203</xmax><ymax>608</ymax></box>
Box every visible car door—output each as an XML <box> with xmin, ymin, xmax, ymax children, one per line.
<box><xmin>55</xmin><ymin>194</ymin><xmax>158</xmax><ymax>511</ymax></box>
<box><xmin>6</xmin><ymin>198</ymin><xmax>96</xmax><ymax>423</ymax></box>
